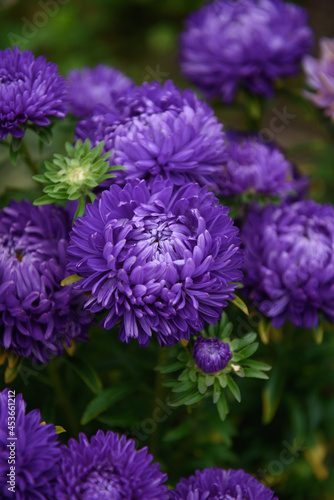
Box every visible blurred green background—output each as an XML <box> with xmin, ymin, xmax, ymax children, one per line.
<box><xmin>1</xmin><ymin>1</ymin><xmax>334</xmax><ymax>499</ymax></box>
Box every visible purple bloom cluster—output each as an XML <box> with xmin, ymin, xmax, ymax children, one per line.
<box><xmin>303</xmin><ymin>37</ymin><xmax>334</xmax><ymax>119</ymax></box>
<box><xmin>242</xmin><ymin>200</ymin><xmax>334</xmax><ymax>329</ymax></box>
<box><xmin>0</xmin><ymin>47</ymin><xmax>67</xmax><ymax>139</ymax></box>
<box><xmin>180</xmin><ymin>0</ymin><xmax>313</xmax><ymax>102</ymax></box>
<box><xmin>168</xmin><ymin>467</ymin><xmax>278</xmax><ymax>499</ymax></box>
<box><xmin>0</xmin><ymin>200</ymin><xmax>90</xmax><ymax>363</ymax></box>
<box><xmin>75</xmin><ymin>80</ymin><xmax>191</xmax><ymax>150</ymax></box>
<box><xmin>67</xmin><ymin>64</ymin><xmax>135</xmax><ymax>118</ymax></box>
<box><xmin>193</xmin><ymin>336</ymin><xmax>232</xmax><ymax>374</ymax></box>
<box><xmin>76</xmin><ymin>80</ymin><xmax>227</xmax><ymax>190</ymax></box>
<box><xmin>54</xmin><ymin>430</ymin><xmax>168</xmax><ymax>499</ymax></box>
<box><xmin>0</xmin><ymin>389</ymin><xmax>60</xmax><ymax>500</ymax></box>
<box><xmin>67</xmin><ymin>178</ymin><xmax>242</xmax><ymax>347</ymax></box>
<box><xmin>217</xmin><ymin>133</ymin><xmax>294</xmax><ymax>197</ymax></box>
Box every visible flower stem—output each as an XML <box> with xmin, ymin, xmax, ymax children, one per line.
<box><xmin>48</xmin><ymin>360</ymin><xmax>79</xmax><ymax>436</ymax></box>
<box><xmin>20</xmin><ymin>140</ymin><xmax>39</xmax><ymax>175</ymax></box>
<box><xmin>149</xmin><ymin>346</ymin><xmax>166</xmax><ymax>456</ymax></box>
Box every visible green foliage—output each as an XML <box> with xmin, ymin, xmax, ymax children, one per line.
<box><xmin>157</xmin><ymin>313</ymin><xmax>271</xmax><ymax>421</ymax></box>
<box><xmin>33</xmin><ymin>139</ymin><xmax>122</xmax><ymax>218</ymax></box>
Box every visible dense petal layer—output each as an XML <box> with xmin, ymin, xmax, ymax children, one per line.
<box><xmin>180</xmin><ymin>0</ymin><xmax>313</xmax><ymax>102</ymax></box>
<box><xmin>242</xmin><ymin>200</ymin><xmax>334</xmax><ymax>328</ymax></box>
<box><xmin>67</xmin><ymin>178</ymin><xmax>242</xmax><ymax>347</ymax></box>
<box><xmin>54</xmin><ymin>430</ymin><xmax>168</xmax><ymax>500</ymax></box>
<box><xmin>0</xmin><ymin>201</ymin><xmax>91</xmax><ymax>363</ymax></box>
<box><xmin>168</xmin><ymin>467</ymin><xmax>277</xmax><ymax>499</ymax></box>
<box><xmin>0</xmin><ymin>389</ymin><xmax>60</xmax><ymax>500</ymax></box>
<box><xmin>67</xmin><ymin>64</ymin><xmax>135</xmax><ymax>118</ymax></box>
<box><xmin>0</xmin><ymin>47</ymin><xmax>67</xmax><ymax>139</ymax></box>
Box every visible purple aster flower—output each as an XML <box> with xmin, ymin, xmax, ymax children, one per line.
<box><xmin>242</xmin><ymin>200</ymin><xmax>334</xmax><ymax>329</ymax></box>
<box><xmin>0</xmin><ymin>46</ymin><xmax>67</xmax><ymax>140</ymax></box>
<box><xmin>76</xmin><ymin>80</ymin><xmax>227</xmax><ymax>189</ymax></box>
<box><xmin>0</xmin><ymin>200</ymin><xmax>90</xmax><ymax>363</ymax></box>
<box><xmin>180</xmin><ymin>0</ymin><xmax>313</xmax><ymax>102</ymax></box>
<box><xmin>75</xmin><ymin>80</ymin><xmax>186</xmax><ymax>149</ymax></box>
<box><xmin>193</xmin><ymin>336</ymin><xmax>232</xmax><ymax>374</ymax></box>
<box><xmin>303</xmin><ymin>37</ymin><xmax>334</xmax><ymax>119</ymax></box>
<box><xmin>111</xmin><ymin>108</ymin><xmax>226</xmax><ymax>189</ymax></box>
<box><xmin>168</xmin><ymin>467</ymin><xmax>278</xmax><ymax>500</ymax></box>
<box><xmin>67</xmin><ymin>64</ymin><xmax>136</xmax><ymax>118</ymax></box>
<box><xmin>54</xmin><ymin>430</ymin><xmax>168</xmax><ymax>499</ymax></box>
<box><xmin>0</xmin><ymin>388</ymin><xmax>60</xmax><ymax>499</ymax></box>
<box><xmin>217</xmin><ymin>133</ymin><xmax>294</xmax><ymax>197</ymax></box>
<box><xmin>67</xmin><ymin>177</ymin><xmax>242</xmax><ymax>347</ymax></box>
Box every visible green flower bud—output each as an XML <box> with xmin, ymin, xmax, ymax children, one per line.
<box><xmin>33</xmin><ymin>139</ymin><xmax>124</xmax><ymax>218</ymax></box>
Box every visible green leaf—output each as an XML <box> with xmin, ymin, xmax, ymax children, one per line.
<box><xmin>9</xmin><ymin>146</ymin><xmax>19</xmax><ymax>166</ymax></box>
<box><xmin>7</xmin><ymin>352</ymin><xmax>20</xmax><ymax>369</ymax></box>
<box><xmin>236</xmin><ymin>332</ymin><xmax>258</xmax><ymax>350</ymax></box>
<box><xmin>262</xmin><ymin>364</ymin><xmax>285</xmax><ymax>424</ymax></box>
<box><xmin>231</xmin><ymin>294</ymin><xmax>249</xmax><ymax>316</ymax></box>
<box><xmin>259</xmin><ymin>317</ymin><xmax>271</xmax><ymax>344</ymax></box>
<box><xmin>169</xmin><ymin>389</ymin><xmax>204</xmax><ymax>407</ymax></box>
<box><xmin>61</xmin><ymin>274</ymin><xmax>84</xmax><ymax>286</ymax></box>
<box><xmin>81</xmin><ymin>386</ymin><xmax>132</xmax><ymax>425</ymax></box>
<box><xmin>172</xmin><ymin>380</ymin><xmax>196</xmax><ymax>393</ymax></box>
<box><xmin>243</xmin><ymin>359</ymin><xmax>272</xmax><ymax>371</ymax></box>
<box><xmin>236</xmin><ymin>342</ymin><xmax>259</xmax><ymax>359</ymax></box>
<box><xmin>178</xmin><ymin>368</ymin><xmax>190</xmax><ymax>381</ymax></box>
<box><xmin>157</xmin><ymin>361</ymin><xmax>184</xmax><ymax>374</ymax></box>
<box><xmin>243</xmin><ymin>368</ymin><xmax>269</xmax><ymax>380</ymax></box>
<box><xmin>65</xmin><ymin>356</ymin><xmax>103</xmax><ymax>395</ymax></box>
<box><xmin>226</xmin><ymin>376</ymin><xmax>241</xmax><ymax>402</ymax></box>
<box><xmin>230</xmin><ymin>332</ymin><xmax>257</xmax><ymax>353</ymax></box>
<box><xmin>217</xmin><ymin>372</ymin><xmax>227</xmax><ymax>389</ymax></box>
<box><xmin>33</xmin><ymin>195</ymin><xmax>54</xmax><ymax>205</ymax></box>
<box><xmin>37</xmin><ymin>126</ymin><xmax>53</xmax><ymax>145</ymax></box>
<box><xmin>213</xmin><ymin>378</ymin><xmax>221</xmax><ymax>404</ymax></box>
<box><xmin>216</xmin><ymin>393</ymin><xmax>229</xmax><ymax>421</ymax></box>
<box><xmin>189</xmin><ymin>369</ymin><xmax>197</xmax><ymax>383</ymax></box>
<box><xmin>162</xmin><ymin>381</ymin><xmax>177</xmax><ymax>388</ymax></box>
<box><xmin>11</xmin><ymin>137</ymin><xmax>22</xmax><ymax>152</ymax></box>
<box><xmin>197</xmin><ymin>376</ymin><xmax>208</xmax><ymax>394</ymax></box>
<box><xmin>32</xmin><ymin>175</ymin><xmax>48</xmax><ymax>184</ymax></box>
<box><xmin>55</xmin><ymin>425</ymin><xmax>66</xmax><ymax>434</ymax></box>
<box><xmin>205</xmin><ymin>374</ymin><xmax>215</xmax><ymax>387</ymax></box>
<box><xmin>220</xmin><ymin>321</ymin><xmax>233</xmax><ymax>339</ymax></box>
<box><xmin>4</xmin><ymin>358</ymin><xmax>23</xmax><ymax>383</ymax></box>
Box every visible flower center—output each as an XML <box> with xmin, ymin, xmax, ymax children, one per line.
<box><xmin>135</xmin><ymin>211</ymin><xmax>191</xmax><ymax>251</ymax></box>
<box><xmin>80</xmin><ymin>468</ymin><xmax>131</xmax><ymax>500</ymax></box>
<box><xmin>69</xmin><ymin>166</ymin><xmax>86</xmax><ymax>184</ymax></box>
<box><xmin>57</xmin><ymin>159</ymin><xmax>88</xmax><ymax>187</ymax></box>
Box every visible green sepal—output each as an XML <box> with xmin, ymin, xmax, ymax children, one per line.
<box><xmin>231</xmin><ymin>294</ymin><xmax>249</xmax><ymax>316</ymax></box>
<box><xmin>216</xmin><ymin>392</ymin><xmax>229</xmax><ymax>421</ymax></box>
<box><xmin>226</xmin><ymin>376</ymin><xmax>241</xmax><ymax>402</ymax></box>
<box><xmin>61</xmin><ymin>274</ymin><xmax>84</xmax><ymax>286</ymax></box>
